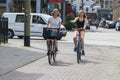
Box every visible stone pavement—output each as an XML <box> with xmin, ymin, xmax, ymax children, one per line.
<box><xmin>0</xmin><ymin>45</ymin><xmax>46</xmax><ymax>76</ymax></box>
<box><xmin>0</xmin><ymin>39</ymin><xmax>120</xmax><ymax>80</ymax></box>
<box><xmin>91</xmin><ymin>46</ymin><xmax>120</xmax><ymax>80</ymax></box>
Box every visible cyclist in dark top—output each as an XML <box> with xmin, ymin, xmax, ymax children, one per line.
<box><xmin>71</xmin><ymin>10</ymin><xmax>87</xmax><ymax>55</ymax></box>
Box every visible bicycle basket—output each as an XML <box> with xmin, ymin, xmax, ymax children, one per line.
<box><xmin>43</xmin><ymin>28</ymin><xmax>60</xmax><ymax>39</ymax></box>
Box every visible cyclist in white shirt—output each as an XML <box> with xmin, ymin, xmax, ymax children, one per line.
<box><xmin>46</xmin><ymin>9</ymin><xmax>62</xmax><ymax>52</ymax></box>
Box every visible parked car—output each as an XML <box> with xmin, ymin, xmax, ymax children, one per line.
<box><xmin>107</xmin><ymin>21</ymin><xmax>116</xmax><ymax>29</ymax></box>
<box><xmin>99</xmin><ymin>20</ymin><xmax>116</xmax><ymax>29</ymax></box>
<box><xmin>115</xmin><ymin>19</ymin><xmax>120</xmax><ymax>31</ymax></box>
<box><xmin>2</xmin><ymin>13</ymin><xmax>67</xmax><ymax>40</ymax></box>
<box><xmin>99</xmin><ymin>19</ymin><xmax>108</xmax><ymax>28</ymax></box>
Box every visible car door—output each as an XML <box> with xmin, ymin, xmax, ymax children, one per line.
<box><xmin>14</xmin><ymin>14</ymin><xmax>24</xmax><ymax>36</ymax></box>
<box><xmin>30</xmin><ymin>15</ymin><xmax>46</xmax><ymax>37</ymax></box>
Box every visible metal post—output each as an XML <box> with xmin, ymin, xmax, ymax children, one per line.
<box><xmin>62</xmin><ymin>0</ymin><xmax>66</xmax><ymax>23</ymax></box>
<box><xmin>24</xmin><ymin>0</ymin><xmax>31</xmax><ymax>47</ymax></box>
<box><xmin>0</xmin><ymin>18</ymin><xmax>2</xmax><ymax>44</ymax></box>
<box><xmin>47</xmin><ymin>0</ymin><xmax>50</xmax><ymax>14</ymax></box>
<box><xmin>81</xmin><ymin>0</ymin><xmax>84</xmax><ymax>10</ymax></box>
<box><xmin>36</xmin><ymin>0</ymin><xmax>41</xmax><ymax>13</ymax></box>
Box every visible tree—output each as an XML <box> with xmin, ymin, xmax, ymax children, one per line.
<box><xmin>64</xmin><ymin>13</ymin><xmax>76</xmax><ymax>30</ymax></box>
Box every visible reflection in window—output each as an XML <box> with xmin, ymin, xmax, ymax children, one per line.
<box><xmin>16</xmin><ymin>15</ymin><xmax>24</xmax><ymax>22</ymax></box>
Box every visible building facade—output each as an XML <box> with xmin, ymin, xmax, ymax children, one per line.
<box><xmin>98</xmin><ymin>0</ymin><xmax>113</xmax><ymax>20</ymax></box>
<box><xmin>0</xmin><ymin>0</ymin><xmax>8</xmax><ymax>14</ymax></box>
<box><xmin>112</xmin><ymin>0</ymin><xmax>120</xmax><ymax>21</ymax></box>
<box><xmin>66</xmin><ymin>0</ymin><xmax>100</xmax><ymax>13</ymax></box>
<box><xmin>0</xmin><ymin>0</ymin><xmax>43</xmax><ymax>14</ymax></box>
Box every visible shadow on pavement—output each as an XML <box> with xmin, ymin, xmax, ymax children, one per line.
<box><xmin>12</xmin><ymin>37</ymin><xmax>45</xmax><ymax>40</ymax></box>
<box><xmin>51</xmin><ymin>60</ymin><xmax>74</xmax><ymax>67</ymax></box>
<box><xmin>79</xmin><ymin>59</ymin><xmax>101</xmax><ymax>64</ymax></box>
<box><xmin>0</xmin><ymin>71</ymin><xmax>43</xmax><ymax>80</ymax></box>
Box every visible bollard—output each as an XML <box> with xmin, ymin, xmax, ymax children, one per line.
<box><xmin>0</xmin><ymin>18</ymin><xmax>1</xmax><ymax>44</ymax></box>
<box><xmin>0</xmin><ymin>17</ymin><xmax>8</xmax><ymax>44</ymax></box>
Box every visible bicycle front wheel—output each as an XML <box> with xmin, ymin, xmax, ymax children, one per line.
<box><xmin>76</xmin><ymin>42</ymin><xmax>81</xmax><ymax>63</ymax></box>
<box><xmin>53</xmin><ymin>52</ymin><xmax>56</xmax><ymax>62</ymax></box>
<box><xmin>48</xmin><ymin>53</ymin><xmax>52</xmax><ymax>65</ymax></box>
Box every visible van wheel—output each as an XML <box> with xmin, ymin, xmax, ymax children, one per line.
<box><xmin>18</xmin><ymin>36</ymin><xmax>24</xmax><ymax>39</ymax></box>
<box><xmin>8</xmin><ymin>30</ymin><xmax>14</xmax><ymax>38</ymax></box>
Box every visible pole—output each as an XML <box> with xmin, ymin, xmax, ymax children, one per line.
<box><xmin>61</xmin><ymin>0</ymin><xmax>65</xmax><ymax>23</ymax></box>
<box><xmin>36</xmin><ymin>0</ymin><xmax>41</xmax><ymax>13</ymax></box>
<box><xmin>24</xmin><ymin>0</ymin><xmax>31</xmax><ymax>46</ymax></box>
<box><xmin>47</xmin><ymin>0</ymin><xmax>49</xmax><ymax>14</ymax></box>
<box><xmin>81</xmin><ymin>0</ymin><xmax>84</xmax><ymax>10</ymax></box>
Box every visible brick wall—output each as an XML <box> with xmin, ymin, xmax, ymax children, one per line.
<box><xmin>113</xmin><ymin>0</ymin><xmax>120</xmax><ymax>21</ymax></box>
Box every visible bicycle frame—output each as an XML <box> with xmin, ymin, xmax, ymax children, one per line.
<box><xmin>75</xmin><ymin>28</ymin><xmax>85</xmax><ymax>63</ymax></box>
<box><xmin>76</xmin><ymin>32</ymin><xmax>82</xmax><ymax>63</ymax></box>
<box><xmin>47</xmin><ymin>39</ymin><xmax>57</xmax><ymax>65</ymax></box>
<box><xmin>44</xmin><ymin>28</ymin><xmax>60</xmax><ymax>65</ymax></box>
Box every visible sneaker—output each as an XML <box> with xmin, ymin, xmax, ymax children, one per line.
<box><xmin>81</xmin><ymin>50</ymin><xmax>85</xmax><ymax>55</ymax></box>
<box><xmin>74</xmin><ymin>47</ymin><xmax>76</xmax><ymax>52</ymax></box>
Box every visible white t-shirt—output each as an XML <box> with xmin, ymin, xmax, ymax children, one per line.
<box><xmin>48</xmin><ymin>16</ymin><xmax>62</xmax><ymax>28</ymax></box>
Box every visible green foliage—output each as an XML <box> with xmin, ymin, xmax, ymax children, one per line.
<box><xmin>64</xmin><ymin>13</ymin><xmax>76</xmax><ymax>30</ymax></box>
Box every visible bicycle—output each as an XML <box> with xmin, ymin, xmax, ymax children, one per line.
<box><xmin>74</xmin><ymin>28</ymin><xmax>85</xmax><ymax>63</ymax></box>
<box><xmin>43</xmin><ymin>28</ymin><xmax>60</xmax><ymax>65</ymax></box>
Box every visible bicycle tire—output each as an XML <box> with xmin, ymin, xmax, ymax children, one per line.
<box><xmin>48</xmin><ymin>41</ymin><xmax>53</xmax><ymax>65</ymax></box>
<box><xmin>77</xmin><ymin>43</ymin><xmax>80</xmax><ymax>63</ymax></box>
<box><xmin>53</xmin><ymin>42</ymin><xmax>57</xmax><ymax>62</ymax></box>
<box><xmin>53</xmin><ymin>51</ymin><xmax>56</xmax><ymax>62</ymax></box>
<box><xmin>76</xmin><ymin>42</ymin><xmax>81</xmax><ymax>63</ymax></box>
<box><xmin>77</xmin><ymin>52</ymin><xmax>80</xmax><ymax>63</ymax></box>
<box><xmin>48</xmin><ymin>53</ymin><xmax>52</xmax><ymax>65</ymax></box>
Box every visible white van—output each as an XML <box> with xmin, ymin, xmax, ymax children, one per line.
<box><xmin>2</xmin><ymin>13</ymin><xmax>67</xmax><ymax>40</ymax></box>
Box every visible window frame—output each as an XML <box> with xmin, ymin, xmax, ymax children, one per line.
<box><xmin>15</xmin><ymin>14</ymin><xmax>25</xmax><ymax>23</ymax></box>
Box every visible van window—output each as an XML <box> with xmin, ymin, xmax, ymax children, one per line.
<box><xmin>16</xmin><ymin>15</ymin><xmax>24</xmax><ymax>23</ymax></box>
<box><xmin>32</xmin><ymin>15</ymin><xmax>46</xmax><ymax>24</ymax></box>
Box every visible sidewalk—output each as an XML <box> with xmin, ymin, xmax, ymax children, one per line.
<box><xmin>90</xmin><ymin>46</ymin><xmax>120</xmax><ymax>80</ymax></box>
<box><xmin>0</xmin><ymin>45</ymin><xmax>46</xmax><ymax>76</ymax></box>
<box><xmin>0</xmin><ymin>39</ymin><xmax>120</xmax><ymax>80</ymax></box>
